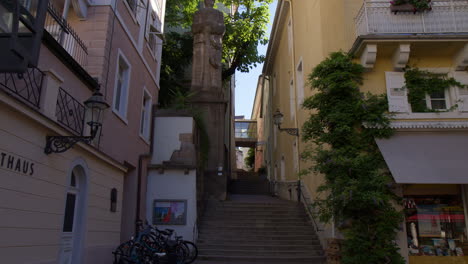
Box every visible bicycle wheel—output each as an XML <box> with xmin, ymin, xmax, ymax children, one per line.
<box><xmin>181</xmin><ymin>241</ymin><xmax>198</xmax><ymax>264</ymax></box>
<box><xmin>113</xmin><ymin>240</ymin><xmax>137</xmax><ymax>264</ymax></box>
<box><xmin>175</xmin><ymin>243</ymin><xmax>188</xmax><ymax>264</ymax></box>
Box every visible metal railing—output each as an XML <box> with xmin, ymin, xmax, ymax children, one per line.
<box><xmin>355</xmin><ymin>0</ymin><xmax>468</xmax><ymax>36</ymax></box>
<box><xmin>0</xmin><ymin>67</ymin><xmax>45</xmax><ymax>108</ymax></box>
<box><xmin>44</xmin><ymin>2</ymin><xmax>88</xmax><ymax>66</ymax></box>
<box><xmin>235</xmin><ymin>121</ymin><xmax>257</xmax><ymax>139</ymax></box>
<box><xmin>297</xmin><ymin>180</ymin><xmax>323</xmax><ymax>233</ymax></box>
<box><xmin>56</xmin><ymin>87</ymin><xmax>85</xmax><ymax>135</ymax></box>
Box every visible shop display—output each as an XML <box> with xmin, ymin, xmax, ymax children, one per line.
<box><xmin>404</xmin><ymin>195</ymin><xmax>467</xmax><ymax>257</ymax></box>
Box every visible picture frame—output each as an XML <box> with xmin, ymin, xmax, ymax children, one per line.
<box><xmin>153</xmin><ymin>199</ymin><xmax>187</xmax><ymax>225</ymax></box>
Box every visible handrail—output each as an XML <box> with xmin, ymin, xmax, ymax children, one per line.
<box><xmin>45</xmin><ymin>2</ymin><xmax>88</xmax><ymax>66</ymax></box>
<box><xmin>298</xmin><ymin>180</ymin><xmax>323</xmax><ymax>232</ymax></box>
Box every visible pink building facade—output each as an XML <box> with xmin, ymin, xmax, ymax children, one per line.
<box><xmin>0</xmin><ymin>0</ymin><xmax>166</xmax><ymax>263</ymax></box>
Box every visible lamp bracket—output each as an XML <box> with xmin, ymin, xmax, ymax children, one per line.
<box><xmin>44</xmin><ymin>135</ymin><xmax>93</xmax><ymax>154</ymax></box>
<box><xmin>278</xmin><ymin>126</ymin><xmax>299</xmax><ymax>137</ymax></box>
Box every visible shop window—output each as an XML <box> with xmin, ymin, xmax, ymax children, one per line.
<box><xmin>405</xmin><ymin>195</ymin><xmax>467</xmax><ymax>257</ymax></box>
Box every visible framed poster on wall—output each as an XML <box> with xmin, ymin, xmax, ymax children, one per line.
<box><xmin>153</xmin><ymin>200</ymin><xmax>187</xmax><ymax>225</ymax></box>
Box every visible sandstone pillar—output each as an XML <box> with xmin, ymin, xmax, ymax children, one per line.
<box><xmin>191</xmin><ymin>0</ymin><xmax>227</xmax><ymax>200</ymax></box>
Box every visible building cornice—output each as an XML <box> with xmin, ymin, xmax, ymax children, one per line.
<box><xmin>349</xmin><ymin>34</ymin><xmax>468</xmax><ymax>55</ymax></box>
<box><xmin>365</xmin><ymin>120</ymin><xmax>468</xmax><ymax>130</ymax></box>
<box><xmin>262</xmin><ymin>0</ymin><xmax>289</xmax><ymax>75</ymax></box>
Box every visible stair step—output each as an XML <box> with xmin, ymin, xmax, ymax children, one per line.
<box><xmin>200</xmin><ymin>249</ymin><xmax>323</xmax><ymax>257</ymax></box>
<box><xmin>197</xmin><ymin>255</ymin><xmax>326</xmax><ymax>263</ymax></box>
<box><xmin>197</xmin><ymin>196</ymin><xmax>324</xmax><ymax>264</ymax></box>
<box><xmin>197</xmin><ymin>239</ymin><xmax>321</xmax><ymax>245</ymax></box>
<box><xmin>198</xmin><ymin>244</ymin><xmax>322</xmax><ymax>251</ymax></box>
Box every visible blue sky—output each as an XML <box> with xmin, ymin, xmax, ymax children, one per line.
<box><xmin>234</xmin><ymin>1</ymin><xmax>277</xmax><ymax>119</ymax></box>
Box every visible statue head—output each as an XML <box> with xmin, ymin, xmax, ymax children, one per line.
<box><xmin>204</xmin><ymin>0</ymin><xmax>215</xmax><ymax>8</ymax></box>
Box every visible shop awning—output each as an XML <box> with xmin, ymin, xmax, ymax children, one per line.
<box><xmin>375</xmin><ymin>131</ymin><xmax>468</xmax><ymax>184</ymax></box>
<box><xmin>407</xmin><ymin>214</ymin><xmax>465</xmax><ymax>222</ymax></box>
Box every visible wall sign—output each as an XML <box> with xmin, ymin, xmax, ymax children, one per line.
<box><xmin>153</xmin><ymin>200</ymin><xmax>187</xmax><ymax>225</ymax></box>
<box><xmin>0</xmin><ymin>151</ymin><xmax>35</xmax><ymax>176</ymax></box>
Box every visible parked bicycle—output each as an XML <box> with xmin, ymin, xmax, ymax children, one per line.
<box><xmin>113</xmin><ymin>222</ymin><xmax>198</xmax><ymax>264</ymax></box>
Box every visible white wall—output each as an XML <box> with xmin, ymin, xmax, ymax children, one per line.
<box><xmin>151</xmin><ymin>117</ymin><xmax>194</xmax><ymax>164</ymax></box>
<box><xmin>146</xmin><ymin>169</ymin><xmax>197</xmax><ymax>242</ymax></box>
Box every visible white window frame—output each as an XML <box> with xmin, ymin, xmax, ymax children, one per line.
<box><xmin>123</xmin><ymin>0</ymin><xmax>143</xmax><ymax>25</ymax></box>
<box><xmin>112</xmin><ymin>49</ymin><xmax>131</xmax><ymax>123</ymax></box>
<box><xmin>423</xmin><ymin>89</ymin><xmax>451</xmax><ymax>111</ymax></box>
<box><xmin>139</xmin><ymin>88</ymin><xmax>152</xmax><ymax>143</ymax></box>
<box><xmin>296</xmin><ymin>59</ymin><xmax>305</xmax><ymax>106</ymax></box>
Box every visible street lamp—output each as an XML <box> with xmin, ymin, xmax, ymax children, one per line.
<box><xmin>273</xmin><ymin>109</ymin><xmax>299</xmax><ymax>136</ymax></box>
<box><xmin>0</xmin><ymin>0</ymin><xmax>49</xmax><ymax>73</ymax></box>
<box><xmin>45</xmin><ymin>90</ymin><xmax>110</xmax><ymax>154</ymax></box>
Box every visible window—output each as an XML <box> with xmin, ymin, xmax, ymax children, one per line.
<box><xmin>113</xmin><ymin>52</ymin><xmax>131</xmax><ymax>120</ymax></box>
<box><xmin>289</xmin><ymin>80</ymin><xmax>295</xmax><ymax>120</ymax></box>
<box><xmin>140</xmin><ymin>90</ymin><xmax>152</xmax><ymax>140</ymax></box>
<box><xmin>296</xmin><ymin>60</ymin><xmax>304</xmax><ymax>106</ymax></box>
<box><xmin>148</xmin><ymin>25</ymin><xmax>160</xmax><ymax>55</ymax></box>
<box><xmin>425</xmin><ymin>91</ymin><xmax>448</xmax><ymax>111</ymax></box>
<box><xmin>126</xmin><ymin>0</ymin><xmax>138</xmax><ymax>15</ymax></box>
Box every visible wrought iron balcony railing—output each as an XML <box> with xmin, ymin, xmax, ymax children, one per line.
<box><xmin>0</xmin><ymin>67</ymin><xmax>45</xmax><ymax>108</ymax></box>
<box><xmin>56</xmin><ymin>87</ymin><xmax>85</xmax><ymax>135</ymax></box>
<box><xmin>355</xmin><ymin>0</ymin><xmax>468</xmax><ymax>36</ymax></box>
<box><xmin>44</xmin><ymin>2</ymin><xmax>88</xmax><ymax>67</ymax></box>
<box><xmin>235</xmin><ymin>121</ymin><xmax>257</xmax><ymax>140</ymax></box>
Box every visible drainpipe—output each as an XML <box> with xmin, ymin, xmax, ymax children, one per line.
<box><xmin>135</xmin><ymin>105</ymin><xmax>157</xmax><ymax>235</ymax></box>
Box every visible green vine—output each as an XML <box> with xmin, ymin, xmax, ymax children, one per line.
<box><xmin>301</xmin><ymin>52</ymin><xmax>404</xmax><ymax>264</ymax></box>
<box><xmin>391</xmin><ymin>0</ymin><xmax>432</xmax><ymax>11</ymax></box>
<box><xmin>405</xmin><ymin>68</ymin><xmax>464</xmax><ymax>112</ymax></box>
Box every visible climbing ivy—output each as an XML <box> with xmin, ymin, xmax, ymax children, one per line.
<box><xmin>404</xmin><ymin>68</ymin><xmax>464</xmax><ymax>112</ymax></box>
<box><xmin>301</xmin><ymin>52</ymin><xmax>404</xmax><ymax>264</ymax></box>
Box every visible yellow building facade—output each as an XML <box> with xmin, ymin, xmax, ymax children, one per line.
<box><xmin>256</xmin><ymin>1</ymin><xmax>468</xmax><ymax>263</ymax></box>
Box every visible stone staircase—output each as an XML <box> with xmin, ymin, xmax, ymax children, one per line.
<box><xmin>195</xmin><ymin>196</ymin><xmax>325</xmax><ymax>264</ymax></box>
<box><xmin>229</xmin><ymin>172</ymin><xmax>270</xmax><ymax>195</ymax></box>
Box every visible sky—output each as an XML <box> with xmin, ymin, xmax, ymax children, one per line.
<box><xmin>234</xmin><ymin>1</ymin><xmax>278</xmax><ymax>119</ymax></box>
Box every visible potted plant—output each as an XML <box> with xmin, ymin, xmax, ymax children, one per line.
<box><xmin>390</xmin><ymin>0</ymin><xmax>432</xmax><ymax>14</ymax></box>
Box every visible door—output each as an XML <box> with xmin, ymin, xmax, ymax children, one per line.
<box><xmin>59</xmin><ymin>172</ymin><xmax>79</xmax><ymax>264</ymax></box>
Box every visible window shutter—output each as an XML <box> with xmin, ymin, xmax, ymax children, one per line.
<box><xmin>453</xmin><ymin>71</ymin><xmax>468</xmax><ymax>112</ymax></box>
<box><xmin>385</xmin><ymin>72</ymin><xmax>409</xmax><ymax>113</ymax></box>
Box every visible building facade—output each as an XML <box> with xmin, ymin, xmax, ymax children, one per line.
<box><xmin>255</xmin><ymin>0</ymin><xmax>468</xmax><ymax>263</ymax></box>
<box><xmin>0</xmin><ymin>0</ymin><xmax>166</xmax><ymax>263</ymax></box>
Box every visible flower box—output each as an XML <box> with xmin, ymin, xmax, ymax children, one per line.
<box><xmin>390</xmin><ymin>3</ymin><xmax>417</xmax><ymax>13</ymax></box>
<box><xmin>390</xmin><ymin>0</ymin><xmax>432</xmax><ymax>14</ymax></box>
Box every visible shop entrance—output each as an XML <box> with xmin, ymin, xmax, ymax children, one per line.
<box><xmin>59</xmin><ymin>165</ymin><xmax>87</xmax><ymax>264</ymax></box>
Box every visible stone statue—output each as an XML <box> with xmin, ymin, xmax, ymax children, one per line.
<box><xmin>191</xmin><ymin>0</ymin><xmax>225</xmax><ymax>91</ymax></box>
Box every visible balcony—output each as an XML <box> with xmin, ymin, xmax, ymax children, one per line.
<box><xmin>235</xmin><ymin>120</ymin><xmax>257</xmax><ymax>147</ymax></box>
<box><xmin>44</xmin><ymin>2</ymin><xmax>88</xmax><ymax>67</ymax></box>
<box><xmin>355</xmin><ymin>0</ymin><xmax>468</xmax><ymax>37</ymax></box>
<box><xmin>0</xmin><ymin>67</ymin><xmax>45</xmax><ymax>109</ymax></box>
<box><xmin>56</xmin><ymin>87</ymin><xmax>85</xmax><ymax>135</ymax></box>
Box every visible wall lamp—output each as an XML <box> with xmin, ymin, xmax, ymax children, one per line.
<box><xmin>45</xmin><ymin>90</ymin><xmax>110</xmax><ymax>154</ymax></box>
<box><xmin>273</xmin><ymin>109</ymin><xmax>299</xmax><ymax>137</ymax></box>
